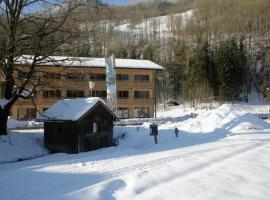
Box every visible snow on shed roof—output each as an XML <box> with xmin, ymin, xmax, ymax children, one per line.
<box><xmin>15</xmin><ymin>55</ymin><xmax>163</xmax><ymax>70</ymax></box>
<box><xmin>37</xmin><ymin>97</ymin><xmax>116</xmax><ymax>121</ymax></box>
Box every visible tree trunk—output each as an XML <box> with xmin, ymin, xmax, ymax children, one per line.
<box><xmin>0</xmin><ymin>109</ymin><xmax>8</xmax><ymax>135</ymax></box>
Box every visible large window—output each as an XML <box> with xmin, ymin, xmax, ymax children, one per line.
<box><xmin>134</xmin><ymin>107</ymin><xmax>150</xmax><ymax>118</ymax></box>
<box><xmin>66</xmin><ymin>73</ymin><xmax>85</xmax><ymax>80</ymax></box>
<box><xmin>134</xmin><ymin>91</ymin><xmax>150</xmax><ymax>99</ymax></box>
<box><xmin>118</xmin><ymin>107</ymin><xmax>129</xmax><ymax>119</ymax></box>
<box><xmin>116</xmin><ymin>74</ymin><xmax>128</xmax><ymax>81</ymax></box>
<box><xmin>42</xmin><ymin>90</ymin><xmax>61</xmax><ymax>98</ymax></box>
<box><xmin>43</xmin><ymin>72</ymin><xmax>61</xmax><ymax>79</ymax></box>
<box><xmin>89</xmin><ymin>73</ymin><xmax>106</xmax><ymax>81</ymax></box>
<box><xmin>17</xmin><ymin>108</ymin><xmax>36</xmax><ymax>120</ymax></box>
<box><xmin>18</xmin><ymin>71</ymin><xmax>39</xmax><ymax>79</ymax></box>
<box><xmin>134</xmin><ymin>75</ymin><xmax>149</xmax><ymax>81</ymax></box>
<box><xmin>117</xmin><ymin>91</ymin><xmax>129</xmax><ymax>99</ymax></box>
<box><xmin>18</xmin><ymin>71</ymin><xmax>28</xmax><ymax>79</ymax></box>
<box><xmin>66</xmin><ymin>90</ymin><xmax>85</xmax><ymax>98</ymax></box>
<box><xmin>92</xmin><ymin>90</ymin><xmax>107</xmax><ymax>98</ymax></box>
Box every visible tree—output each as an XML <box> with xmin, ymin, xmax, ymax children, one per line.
<box><xmin>0</xmin><ymin>0</ymin><xmax>81</xmax><ymax>135</ymax></box>
<box><xmin>214</xmin><ymin>38</ymin><xmax>248</xmax><ymax>101</ymax></box>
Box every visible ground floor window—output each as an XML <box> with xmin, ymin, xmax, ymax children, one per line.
<box><xmin>17</xmin><ymin>108</ymin><xmax>36</xmax><ymax>120</ymax></box>
<box><xmin>118</xmin><ymin>107</ymin><xmax>129</xmax><ymax>119</ymax></box>
<box><xmin>134</xmin><ymin>107</ymin><xmax>150</xmax><ymax>118</ymax></box>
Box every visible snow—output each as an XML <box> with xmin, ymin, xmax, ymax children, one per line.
<box><xmin>15</xmin><ymin>55</ymin><xmax>163</xmax><ymax>70</ymax></box>
<box><xmin>115</xmin><ymin>10</ymin><xmax>194</xmax><ymax>38</ymax></box>
<box><xmin>7</xmin><ymin>118</ymin><xmax>43</xmax><ymax>129</ymax></box>
<box><xmin>0</xmin><ymin>98</ymin><xmax>9</xmax><ymax>109</ymax></box>
<box><xmin>37</xmin><ymin>97</ymin><xmax>104</xmax><ymax>121</ymax></box>
<box><xmin>1</xmin><ymin>103</ymin><xmax>270</xmax><ymax>200</ymax></box>
<box><xmin>0</xmin><ymin>129</ymin><xmax>48</xmax><ymax>164</ymax></box>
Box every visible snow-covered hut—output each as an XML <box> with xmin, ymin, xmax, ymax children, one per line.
<box><xmin>37</xmin><ymin>97</ymin><xmax>118</xmax><ymax>153</ymax></box>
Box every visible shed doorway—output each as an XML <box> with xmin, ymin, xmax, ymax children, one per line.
<box><xmin>85</xmin><ymin>135</ymin><xmax>109</xmax><ymax>150</ymax></box>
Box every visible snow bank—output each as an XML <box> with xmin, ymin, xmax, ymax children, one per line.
<box><xmin>0</xmin><ymin>130</ymin><xmax>48</xmax><ymax>164</ymax></box>
<box><xmin>8</xmin><ymin>118</ymin><xmax>43</xmax><ymax>129</ymax></box>
<box><xmin>177</xmin><ymin>104</ymin><xmax>270</xmax><ymax>134</ymax></box>
<box><xmin>115</xmin><ymin>104</ymin><xmax>270</xmax><ymax>152</ymax></box>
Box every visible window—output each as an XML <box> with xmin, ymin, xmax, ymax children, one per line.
<box><xmin>117</xmin><ymin>91</ymin><xmax>129</xmax><ymax>99</ymax></box>
<box><xmin>134</xmin><ymin>91</ymin><xmax>150</xmax><ymax>99</ymax></box>
<box><xmin>66</xmin><ymin>73</ymin><xmax>85</xmax><ymax>80</ymax></box>
<box><xmin>116</xmin><ymin>74</ymin><xmax>128</xmax><ymax>81</ymax></box>
<box><xmin>134</xmin><ymin>107</ymin><xmax>150</xmax><ymax>118</ymax></box>
<box><xmin>134</xmin><ymin>75</ymin><xmax>149</xmax><ymax>81</ymax></box>
<box><xmin>118</xmin><ymin>107</ymin><xmax>129</xmax><ymax>119</ymax></box>
<box><xmin>66</xmin><ymin>90</ymin><xmax>84</xmax><ymax>98</ymax></box>
<box><xmin>93</xmin><ymin>122</ymin><xmax>98</xmax><ymax>133</ymax></box>
<box><xmin>18</xmin><ymin>71</ymin><xmax>39</xmax><ymax>79</ymax></box>
<box><xmin>18</xmin><ymin>71</ymin><xmax>28</xmax><ymax>79</ymax></box>
<box><xmin>90</xmin><ymin>73</ymin><xmax>106</xmax><ymax>81</ymax></box>
<box><xmin>92</xmin><ymin>90</ymin><xmax>107</xmax><ymax>98</ymax></box>
<box><xmin>42</xmin><ymin>90</ymin><xmax>61</xmax><ymax>98</ymax></box>
<box><xmin>43</xmin><ymin>72</ymin><xmax>61</xmax><ymax>79</ymax></box>
<box><xmin>17</xmin><ymin>108</ymin><xmax>36</xmax><ymax>120</ymax></box>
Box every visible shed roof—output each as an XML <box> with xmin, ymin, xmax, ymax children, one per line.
<box><xmin>15</xmin><ymin>55</ymin><xmax>163</xmax><ymax>70</ymax></box>
<box><xmin>37</xmin><ymin>97</ymin><xmax>118</xmax><ymax>122</ymax></box>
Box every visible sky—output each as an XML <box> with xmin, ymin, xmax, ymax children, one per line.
<box><xmin>103</xmin><ymin>0</ymin><xmax>135</xmax><ymax>5</ymax></box>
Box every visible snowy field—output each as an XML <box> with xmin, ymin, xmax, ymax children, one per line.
<box><xmin>1</xmin><ymin>103</ymin><xmax>270</xmax><ymax>200</ymax></box>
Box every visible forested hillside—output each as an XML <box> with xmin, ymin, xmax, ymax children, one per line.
<box><xmin>10</xmin><ymin>0</ymin><xmax>270</xmax><ymax>105</ymax></box>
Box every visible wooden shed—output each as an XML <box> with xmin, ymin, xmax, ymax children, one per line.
<box><xmin>37</xmin><ymin>97</ymin><xmax>118</xmax><ymax>154</ymax></box>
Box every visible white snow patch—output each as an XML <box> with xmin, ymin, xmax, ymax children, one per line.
<box><xmin>0</xmin><ymin>129</ymin><xmax>48</xmax><ymax>164</ymax></box>
<box><xmin>115</xmin><ymin>10</ymin><xmax>194</xmax><ymax>38</ymax></box>
<box><xmin>0</xmin><ymin>98</ymin><xmax>9</xmax><ymax>109</ymax></box>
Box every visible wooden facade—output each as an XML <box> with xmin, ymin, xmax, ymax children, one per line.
<box><xmin>11</xmin><ymin>62</ymin><xmax>160</xmax><ymax>120</ymax></box>
<box><xmin>43</xmin><ymin>101</ymin><xmax>118</xmax><ymax>154</ymax></box>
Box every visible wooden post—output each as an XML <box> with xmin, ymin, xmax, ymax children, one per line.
<box><xmin>154</xmin><ymin>135</ymin><xmax>158</xmax><ymax>144</ymax></box>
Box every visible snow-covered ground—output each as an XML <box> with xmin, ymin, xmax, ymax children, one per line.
<box><xmin>1</xmin><ymin>103</ymin><xmax>270</xmax><ymax>200</ymax></box>
<box><xmin>0</xmin><ymin>129</ymin><xmax>48</xmax><ymax>164</ymax></box>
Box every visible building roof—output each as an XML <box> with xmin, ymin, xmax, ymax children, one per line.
<box><xmin>15</xmin><ymin>55</ymin><xmax>163</xmax><ymax>70</ymax></box>
<box><xmin>37</xmin><ymin>97</ymin><xmax>118</xmax><ymax>122</ymax></box>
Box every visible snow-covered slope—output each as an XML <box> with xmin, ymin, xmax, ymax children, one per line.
<box><xmin>0</xmin><ymin>104</ymin><xmax>270</xmax><ymax>200</ymax></box>
<box><xmin>115</xmin><ymin>9</ymin><xmax>193</xmax><ymax>38</ymax></box>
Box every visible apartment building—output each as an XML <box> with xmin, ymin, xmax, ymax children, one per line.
<box><xmin>7</xmin><ymin>56</ymin><xmax>163</xmax><ymax>120</ymax></box>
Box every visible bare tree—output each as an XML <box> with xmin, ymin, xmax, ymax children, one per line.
<box><xmin>0</xmin><ymin>0</ymin><xmax>82</xmax><ymax>135</ymax></box>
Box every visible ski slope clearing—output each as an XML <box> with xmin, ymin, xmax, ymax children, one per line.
<box><xmin>115</xmin><ymin>10</ymin><xmax>193</xmax><ymax>38</ymax></box>
<box><xmin>1</xmin><ymin>104</ymin><xmax>270</xmax><ymax>200</ymax></box>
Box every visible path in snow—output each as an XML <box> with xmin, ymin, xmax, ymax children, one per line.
<box><xmin>1</xmin><ymin>132</ymin><xmax>270</xmax><ymax>200</ymax></box>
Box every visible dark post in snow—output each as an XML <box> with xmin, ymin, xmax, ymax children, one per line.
<box><xmin>174</xmin><ymin>127</ymin><xmax>179</xmax><ymax>137</ymax></box>
<box><xmin>150</xmin><ymin>123</ymin><xmax>158</xmax><ymax>144</ymax></box>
